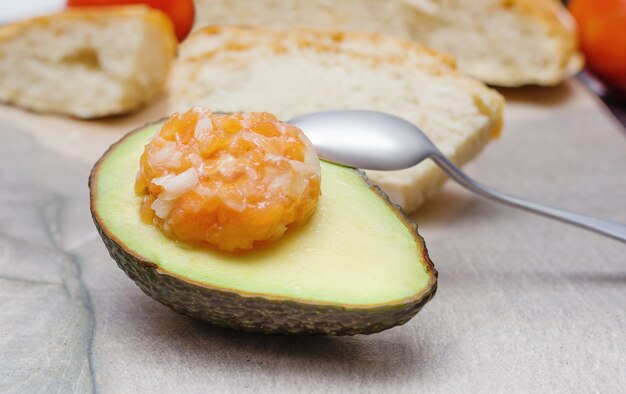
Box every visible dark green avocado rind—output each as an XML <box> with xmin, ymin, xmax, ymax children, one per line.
<box><xmin>89</xmin><ymin>122</ymin><xmax>437</xmax><ymax>336</ymax></box>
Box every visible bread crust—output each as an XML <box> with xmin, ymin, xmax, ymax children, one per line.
<box><xmin>184</xmin><ymin>25</ymin><xmax>456</xmax><ymax>70</ymax></box>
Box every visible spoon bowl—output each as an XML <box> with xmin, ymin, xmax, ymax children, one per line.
<box><xmin>290</xmin><ymin>110</ymin><xmax>436</xmax><ymax>171</ymax></box>
<box><xmin>289</xmin><ymin>110</ymin><xmax>626</xmax><ymax>243</ymax></box>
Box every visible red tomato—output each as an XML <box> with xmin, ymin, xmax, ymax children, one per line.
<box><xmin>569</xmin><ymin>0</ymin><xmax>626</xmax><ymax>94</ymax></box>
<box><xmin>67</xmin><ymin>0</ymin><xmax>195</xmax><ymax>42</ymax></box>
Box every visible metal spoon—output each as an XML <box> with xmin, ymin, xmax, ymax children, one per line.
<box><xmin>289</xmin><ymin>110</ymin><xmax>626</xmax><ymax>243</ymax></box>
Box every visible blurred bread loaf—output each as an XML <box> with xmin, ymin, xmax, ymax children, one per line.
<box><xmin>404</xmin><ymin>0</ymin><xmax>583</xmax><ymax>87</ymax></box>
<box><xmin>193</xmin><ymin>0</ymin><xmax>407</xmax><ymax>40</ymax></box>
<box><xmin>0</xmin><ymin>5</ymin><xmax>177</xmax><ymax>118</ymax></box>
<box><xmin>169</xmin><ymin>26</ymin><xmax>504</xmax><ymax>212</ymax></box>
<box><xmin>192</xmin><ymin>0</ymin><xmax>582</xmax><ymax>86</ymax></box>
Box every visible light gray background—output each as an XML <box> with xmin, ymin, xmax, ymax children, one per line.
<box><xmin>0</xmin><ymin>81</ymin><xmax>624</xmax><ymax>393</ymax></box>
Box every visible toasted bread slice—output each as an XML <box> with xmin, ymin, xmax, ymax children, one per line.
<box><xmin>169</xmin><ymin>26</ymin><xmax>504</xmax><ymax>212</ymax></box>
<box><xmin>0</xmin><ymin>5</ymin><xmax>177</xmax><ymax>118</ymax></box>
<box><xmin>192</xmin><ymin>0</ymin><xmax>582</xmax><ymax>87</ymax></box>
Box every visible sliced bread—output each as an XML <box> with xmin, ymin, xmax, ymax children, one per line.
<box><xmin>192</xmin><ymin>0</ymin><xmax>407</xmax><ymax>40</ymax></box>
<box><xmin>404</xmin><ymin>0</ymin><xmax>583</xmax><ymax>87</ymax></box>
<box><xmin>192</xmin><ymin>0</ymin><xmax>582</xmax><ymax>87</ymax></box>
<box><xmin>169</xmin><ymin>26</ymin><xmax>504</xmax><ymax>212</ymax></box>
<box><xmin>0</xmin><ymin>5</ymin><xmax>177</xmax><ymax>118</ymax></box>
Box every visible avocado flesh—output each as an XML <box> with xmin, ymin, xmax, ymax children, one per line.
<box><xmin>91</xmin><ymin>122</ymin><xmax>437</xmax><ymax>335</ymax></box>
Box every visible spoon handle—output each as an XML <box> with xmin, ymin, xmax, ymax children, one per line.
<box><xmin>431</xmin><ymin>154</ymin><xmax>626</xmax><ymax>243</ymax></box>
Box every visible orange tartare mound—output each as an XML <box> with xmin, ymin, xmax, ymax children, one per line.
<box><xmin>135</xmin><ymin>107</ymin><xmax>321</xmax><ymax>251</ymax></box>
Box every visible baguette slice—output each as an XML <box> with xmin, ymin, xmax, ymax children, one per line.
<box><xmin>404</xmin><ymin>0</ymin><xmax>583</xmax><ymax>87</ymax></box>
<box><xmin>0</xmin><ymin>5</ymin><xmax>177</xmax><ymax>118</ymax></box>
<box><xmin>192</xmin><ymin>0</ymin><xmax>582</xmax><ymax>87</ymax></box>
<box><xmin>193</xmin><ymin>0</ymin><xmax>408</xmax><ymax>40</ymax></box>
<box><xmin>170</xmin><ymin>26</ymin><xmax>504</xmax><ymax>212</ymax></box>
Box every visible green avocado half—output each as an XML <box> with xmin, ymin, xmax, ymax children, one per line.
<box><xmin>89</xmin><ymin>121</ymin><xmax>437</xmax><ymax>335</ymax></box>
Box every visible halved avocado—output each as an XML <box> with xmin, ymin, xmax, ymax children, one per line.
<box><xmin>89</xmin><ymin>121</ymin><xmax>437</xmax><ymax>335</ymax></box>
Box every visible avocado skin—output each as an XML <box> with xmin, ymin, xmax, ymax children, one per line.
<box><xmin>95</xmin><ymin>217</ymin><xmax>436</xmax><ymax>335</ymax></box>
<box><xmin>89</xmin><ymin>123</ymin><xmax>437</xmax><ymax>335</ymax></box>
